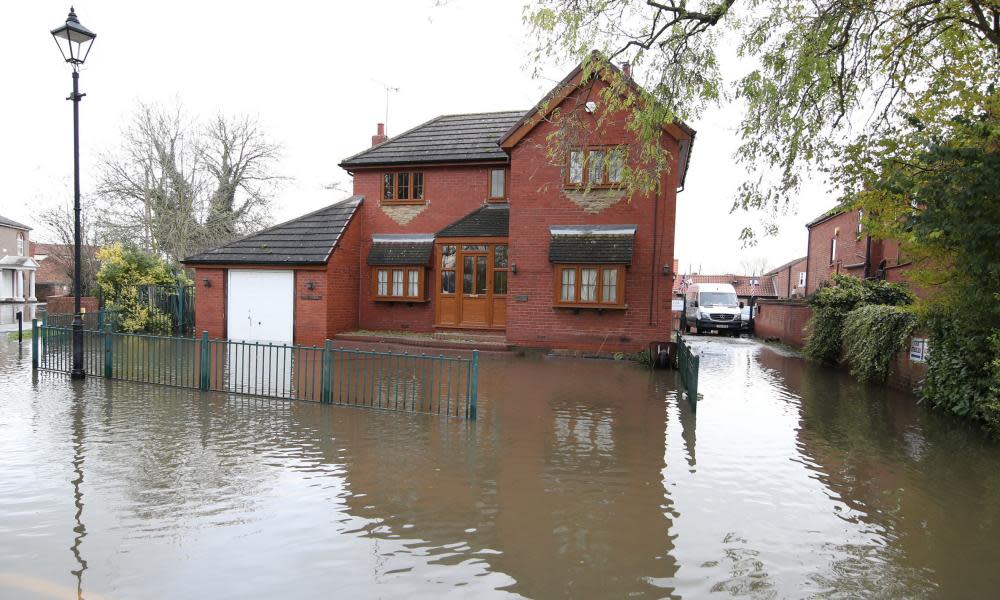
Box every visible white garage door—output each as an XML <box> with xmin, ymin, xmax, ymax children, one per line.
<box><xmin>227</xmin><ymin>270</ymin><xmax>294</xmax><ymax>343</ymax></box>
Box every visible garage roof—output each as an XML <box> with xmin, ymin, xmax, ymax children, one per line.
<box><xmin>183</xmin><ymin>196</ymin><xmax>363</xmax><ymax>265</ymax></box>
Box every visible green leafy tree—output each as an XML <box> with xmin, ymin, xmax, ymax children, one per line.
<box><xmin>526</xmin><ymin>0</ymin><xmax>1000</xmax><ymax>239</ymax></box>
<box><xmin>96</xmin><ymin>244</ymin><xmax>189</xmax><ymax>334</ymax></box>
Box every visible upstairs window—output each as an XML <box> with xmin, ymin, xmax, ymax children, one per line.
<box><xmin>489</xmin><ymin>169</ymin><xmax>506</xmax><ymax>200</ymax></box>
<box><xmin>856</xmin><ymin>209</ymin><xmax>864</xmax><ymax>238</ymax></box>
<box><xmin>382</xmin><ymin>172</ymin><xmax>425</xmax><ymax>204</ymax></box>
<box><xmin>830</xmin><ymin>238</ymin><xmax>838</xmax><ymax>263</ymax></box>
<box><xmin>16</xmin><ymin>233</ymin><xmax>25</xmax><ymax>256</ymax></box>
<box><xmin>566</xmin><ymin>147</ymin><xmax>625</xmax><ymax>188</ymax></box>
<box><xmin>798</xmin><ymin>271</ymin><xmax>806</xmax><ymax>288</ymax></box>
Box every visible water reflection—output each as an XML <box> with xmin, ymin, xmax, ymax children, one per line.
<box><xmin>2</xmin><ymin>337</ymin><xmax>1000</xmax><ymax>598</ymax></box>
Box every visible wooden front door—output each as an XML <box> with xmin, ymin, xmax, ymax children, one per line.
<box><xmin>435</xmin><ymin>241</ymin><xmax>508</xmax><ymax>329</ymax></box>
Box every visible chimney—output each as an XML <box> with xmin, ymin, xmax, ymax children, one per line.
<box><xmin>371</xmin><ymin>123</ymin><xmax>387</xmax><ymax>147</ymax></box>
<box><xmin>621</xmin><ymin>62</ymin><xmax>632</xmax><ymax>80</ymax></box>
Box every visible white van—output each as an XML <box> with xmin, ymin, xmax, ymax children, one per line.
<box><xmin>684</xmin><ymin>283</ymin><xmax>744</xmax><ymax>335</ymax></box>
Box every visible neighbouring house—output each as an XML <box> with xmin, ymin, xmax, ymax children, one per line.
<box><xmin>30</xmin><ymin>242</ymin><xmax>74</xmax><ymax>301</ymax></box>
<box><xmin>764</xmin><ymin>256</ymin><xmax>808</xmax><ymax>299</ymax></box>
<box><xmin>673</xmin><ymin>273</ymin><xmax>777</xmax><ymax>307</ymax></box>
<box><xmin>0</xmin><ymin>214</ymin><xmax>38</xmax><ymax>302</ymax></box>
<box><xmin>185</xmin><ymin>56</ymin><xmax>695</xmax><ymax>351</ymax></box>
<box><xmin>805</xmin><ymin>208</ymin><xmax>910</xmax><ymax>296</ymax></box>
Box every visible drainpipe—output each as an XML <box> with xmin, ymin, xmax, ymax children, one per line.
<box><xmin>649</xmin><ymin>180</ymin><xmax>660</xmax><ymax>327</ymax></box>
<box><xmin>804</xmin><ymin>225</ymin><xmax>812</xmax><ymax>295</ymax></box>
<box><xmin>863</xmin><ymin>234</ymin><xmax>872</xmax><ymax>279</ymax></box>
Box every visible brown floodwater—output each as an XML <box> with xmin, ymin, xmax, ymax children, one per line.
<box><xmin>1</xmin><ymin>335</ymin><xmax>999</xmax><ymax>599</ymax></box>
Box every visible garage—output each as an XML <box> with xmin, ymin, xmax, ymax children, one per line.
<box><xmin>227</xmin><ymin>269</ymin><xmax>294</xmax><ymax>343</ymax></box>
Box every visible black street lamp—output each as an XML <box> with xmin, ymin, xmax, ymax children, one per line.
<box><xmin>51</xmin><ymin>6</ymin><xmax>96</xmax><ymax>380</ymax></box>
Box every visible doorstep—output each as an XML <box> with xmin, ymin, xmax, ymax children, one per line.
<box><xmin>334</xmin><ymin>330</ymin><xmax>512</xmax><ymax>353</ymax></box>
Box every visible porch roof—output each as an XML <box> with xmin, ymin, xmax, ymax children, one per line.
<box><xmin>0</xmin><ymin>256</ymin><xmax>38</xmax><ymax>269</ymax></box>
<box><xmin>548</xmin><ymin>225</ymin><xmax>636</xmax><ymax>264</ymax></box>
<box><xmin>367</xmin><ymin>235</ymin><xmax>435</xmax><ymax>266</ymax></box>
<box><xmin>437</xmin><ymin>204</ymin><xmax>509</xmax><ymax>238</ymax></box>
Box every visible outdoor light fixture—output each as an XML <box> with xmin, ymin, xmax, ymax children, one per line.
<box><xmin>306</xmin><ymin>280</ymin><xmax>315</xmax><ymax>291</ymax></box>
<box><xmin>662</xmin><ymin>265</ymin><xmax>672</xmax><ymax>276</ymax></box>
<box><xmin>51</xmin><ymin>6</ymin><xmax>96</xmax><ymax>380</ymax></box>
<box><xmin>51</xmin><ymin>7</ymin><xmax>96</xmax><ymax>67</ymax></box>
<box><xmin>511</xmin><ymin>262</ymin><xmax>518</xmax><ymax>274</ymax></box>
<box><xmin>203</xmin><ymin>278</ymin><xmax>212</xmax><ymax>288</ymax></box>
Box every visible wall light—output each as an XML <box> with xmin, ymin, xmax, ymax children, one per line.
<box><xmin>202</xmin><ymin>278</ymin><xmax>212</xmax><ymax>288</ymax></box>
<box><xmin>306</xmin><ymin>280</ymin><xmax>315</xmax><ymax>291</ymax></box>
<box><xmin>511</xmin><ymin>262</ymin><xmax>518</xmax><ymax>274</ymax></box>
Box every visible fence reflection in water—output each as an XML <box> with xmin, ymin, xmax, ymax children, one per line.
<box><xmin>33</xmin><ymin>322</ymin><xmax>478</xmax><ymax>419</ymax></box>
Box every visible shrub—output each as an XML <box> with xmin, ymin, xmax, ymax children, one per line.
<box><xmin>842</xmin><ymin>305</ymin><xmax>917</xmax><ymax>383</ymax></box>
<box><xmin>96</xmin><ymin>244</ymin><xmax>187</xmax><ymax>334</ymax></box>
<box><xmin>803</xmin><ymin>274</ymin><xmax>913</xmax><ymax>364</ymax></box>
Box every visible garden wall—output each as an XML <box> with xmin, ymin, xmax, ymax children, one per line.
<box><xmin>754</xmin><ymin>300</ymin><xmax>812</xmax><ymax>348</ymax></box>
<box><xmin>45</xmin><ymin>295</ymin><xmax>98</xmax><ymax>315</ymax></box>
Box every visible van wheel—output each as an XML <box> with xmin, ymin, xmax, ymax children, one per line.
<box><xmin>696</xmin><ymin>327</ymin><xmax>703</xmax><ymax>335</ymax></box>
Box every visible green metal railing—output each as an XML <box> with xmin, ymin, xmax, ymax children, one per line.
<box><xmin>32</xmin><ymin>321</ymin><xmax>479</xmax><ymax>420</ymax></box>
<box><xmin>676</xmin><ymin>332</ymin><xmax>699</xmax><ymax>407</ymax></box>
<box><xmin>43</xmin><ymin>309</ymin><xmax>121</xmax><ymax>332</ymax></box>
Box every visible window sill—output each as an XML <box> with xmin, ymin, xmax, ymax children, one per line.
<box><xmin>563</xmin><ymin>184</ymin><xmax>622</xmax><ymax>191</ymax></box>
<box><xmin>381</xmin><ymin>200</ymin><xmax>427</xmax><ymax>206</ymax></box>
<box><xmin>553</xmin><ymin>303</ymin><xmax>627</xmax><ymax>310</ymax></box>
<box><xmin>374</xmin><ymin>297</ymin><xmax>430</xmax><ymax>303</ymax></box>
<box><xmin>486</xmin><ymin>197</ymin><xmax>507</xmax><ymax>203</ymax></box>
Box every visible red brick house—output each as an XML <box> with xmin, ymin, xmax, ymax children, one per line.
<box><xmin>184</xmin><ymin>57</ymin><xmax>695</xmax><ymax>351</ymax></box>
<box><xmin>764</xmin><ymin>256</ymin><xmax>807</xmax><ymax>299</ymax></box>
<box><xmin>805</xmin><ymin>208</ymin><xmax>910</xmax><ymax>295</ymax></box>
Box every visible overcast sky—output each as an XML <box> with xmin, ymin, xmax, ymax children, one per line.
<box><xmin>3</xmin><ymin>1</ymin><xmax>838</xmax><ymax>274</ymax></box>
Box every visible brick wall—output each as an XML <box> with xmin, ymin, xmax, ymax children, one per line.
<box><xmin>45</xmin><ymin>295</ymin><xmax>98</xmax><ymax>315</ymax></box>
<box><xmin>193</xmin><ymin>268</ymin><xmax>226</xmax><ymax>338</ymax></box>
<box><xmin>326</xmin><ymin>209</ymin><xmax>362</xmax><ymax>336</ymax></box>
<box><xmin>505</xmin><ymin>79</ymin><xmax>679</xmax><ymax>352</ymax></box>
<box><xmin>754</xmin><ymin>299</ymin><xmax>812</xmax><ymax>348</ymax></box>
<box><xmin>770</xmin><ymin>257</ymin><xmax>807</xmax><ymax>299</ymax></box>
<box><xmin>806</xmin><ymin>210</ymin><xmax>868</xmax><ymax>295</ymax></box>
<box><xmin>353</xmin><ymin>165</ymin><xmax>505</xmax><ymax>333</ymax></box>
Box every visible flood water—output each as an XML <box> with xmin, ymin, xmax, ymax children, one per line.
<box><xmin>2</xmin><ymin>335</ymin><xmax>999</xmax><ymax>599</ymax></box>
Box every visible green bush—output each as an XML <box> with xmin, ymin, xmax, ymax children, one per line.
<box><xmin>96</xmin><ymin>244</ymin><xmax>187</xmax><ymax>335</ymax></box>
<box><xmin>842</xmin><ymin>305</ymin><xmax>917</xmax><ymax>383</ymax></box>
<box><xmin>803</xmin><ymin>274</ymin><xmax>913</xmax><ymax>364</ymax></box>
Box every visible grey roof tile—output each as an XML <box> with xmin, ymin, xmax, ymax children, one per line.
<box><xmin>437</xmin><ymin>205</ymin><xmax>509</xmax><ymax>238</ymax></box>
<box><xmin>0</xmin><ymin>214</ymin><xmax>31</xmax><ymax>230</ymax></box>
<box><xmin>549</xmin><ymin>225</ymin><xmax>636</xmax><ymax>264</ymax></box>
<box><xmin>367</xmin><ymin>235</ymin><xmax>434</xmax><ymax>266</ymax></box>
<box><xmin>183</xmin><ymin>196</ymin><xmax>363</xmax><ymax>265</ymax></box>
<box><xmin>340</xmin><ymin>111</ymin><xmax>525</xmax><ymax>168</ymax></box>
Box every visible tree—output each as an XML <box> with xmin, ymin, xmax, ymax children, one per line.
<box><xmin>738</xmin><ymin>256</ymin><xmax>770</xmax><ymax>276</ymax></box>
<box><xmin>526</xmin><ymin>0</ymin><xmax>1000</xmax><ymax>239</ymax></box>
<box><xmin>96</xmin><ymin>102</ymin><xmax>283</xmax><ymax>264</ymax></box>
<box><xmin>36</xmin><ymin>195</ymin><xmax>102</xmax><ymax>296</ymax></box>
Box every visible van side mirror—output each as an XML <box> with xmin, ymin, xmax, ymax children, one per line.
<box><xmin>740</xmin><ymin>301</ymin><xmax>745</xmax><ymax>309</ymax></box>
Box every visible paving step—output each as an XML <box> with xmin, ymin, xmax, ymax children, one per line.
<box><xmin>334</xmin><ymin>331</ymin><xmax>511</xmax><ymax>352</ymax></box>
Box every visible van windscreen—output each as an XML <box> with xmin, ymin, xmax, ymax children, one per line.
<box><xmin>700</xmin><ymin>292</ymin><xmax>738</xmax><ymax>307</ymax></box>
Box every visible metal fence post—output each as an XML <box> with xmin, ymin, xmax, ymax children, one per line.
<box><xmin>31</xmin><ymin>319</ymin><xmax>38</xmax><ymax>369</ymax></box>
<box><xmin>469</xmin><ymin>350</ymin><xmax>479</xmax><ymax>421</ymax></box>
<box><xmin>199</xmin><ymin>331</ymin><xmax>210</xmax><ymax>391</ymax></box>
<box><xmin>321</xmin><ymin>339</ymin><xmax>332</xmax><ymax>404</ymax></box>
<box><xmin>104</xmin><ymin>321</ymin><xmax>113</xmax><ymax>378</ymax></box>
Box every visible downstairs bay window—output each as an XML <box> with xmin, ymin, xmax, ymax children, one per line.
<box><xmin>373</xmin><ymin>267</ymin><xmax>425</xmax><ymax>301</ymax></box>
<box><xmin>553</xmin><ymin>264</ymin><xmax>625</xmax><ymax>308</ymax></box>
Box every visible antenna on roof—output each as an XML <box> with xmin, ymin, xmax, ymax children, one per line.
<box><xmin>371</xmin><ymin>79</ymin><xmax>400</xmax><ymax>133</ymax></box>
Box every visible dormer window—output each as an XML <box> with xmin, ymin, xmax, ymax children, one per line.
<box><xmin>382</xmin><ymin>172</ymin><xmax>425</xmax><ymax>204</ymax></box>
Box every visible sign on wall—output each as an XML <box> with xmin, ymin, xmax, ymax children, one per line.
<box><xmin>671</xmin><ymin>299</ymin><xmax>685</xmax><ymax>312</ymax></box>
<box><xmin>909</xmin><ymin>337</ymin><xmax>930</xmax><ymax>363</ymax></box>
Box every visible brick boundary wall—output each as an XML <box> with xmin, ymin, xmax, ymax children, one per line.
<box><xmin>754</xmin><ymin>299</ymin><xmax>812</xmax><ymax>348</ymax></box>
<box><xmin>45</xmin><ymin>295</ymin><xmax>98</xmax><ymax>315</ymax></box>
<box><xmin>753</xmin><ymin>298</ymin><xmax>927</xmax><ymax>395</ymax></box>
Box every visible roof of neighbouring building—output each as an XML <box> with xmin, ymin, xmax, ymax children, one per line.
<box><xmin>0</xmin><ymin>214</ymin><xmax>31</xmax><ymax>230</ymax></box>
<box><xmin>437</xmin><ymin>204</ymin><xmax>509</xmax><ymax>238</ymax></box>
<box><xmin>672</xmin><ymin>273</ymin><xmax>777</xmax><ymax>297</ymax></box>
<box><xmin>367</xmin><ymin>235</ymin><xmax>435</xmax><ymax>266</ymax></box>
<box><xmin>339</xmin><ymin>111</ymin><xmax>526</xmax><ymax>169</ymax></box>
<box><xmin>764</xmin><ymin>256</ymin><xmax>807</xmax><ymax>276</ymax></box>
<box><xmin>548</xmin><ymin>225</ymin><xmax>636</xmax><ymax>264</ymax></box>
<box><xmin>183</xmin><ymin>196</ymin><xmax>363</xmax><ymax>265</ymax></box>
<box><xmin>806</xmin><ymin>207</ymin><xmax>847</xmax><ymax>228</ymax></box>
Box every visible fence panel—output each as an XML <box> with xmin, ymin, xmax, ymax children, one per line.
<box><xmin>676</xmin><ymin>332</ymin><xmax>699</xmax><ymax>408</ymax></box>
<box><xmin>33</xmin><ymin>323</ymin><xmax>478</xmax><ymax>420</ymax></box>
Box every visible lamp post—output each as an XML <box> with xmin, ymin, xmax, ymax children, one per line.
<box><xmin>51</xmin><ymin>7</ymin><xmax>96</xmax><ymax>380</ymax></box>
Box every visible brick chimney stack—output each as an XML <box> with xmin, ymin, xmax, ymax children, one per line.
<box><xmin>622</xmin><ymin>62</ymin><xmax>632</xmax><ymax>80</ymax></box>
<box><xmin>371</xmin><ymin>123</ymin><xmax>387</xmax><ymax>147</ymax></box>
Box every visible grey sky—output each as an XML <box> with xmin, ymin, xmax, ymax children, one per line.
<box><xmin>3</xmin><ymin>1</ymin><xmax>837</xmax><ymax>274</ymax></box>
